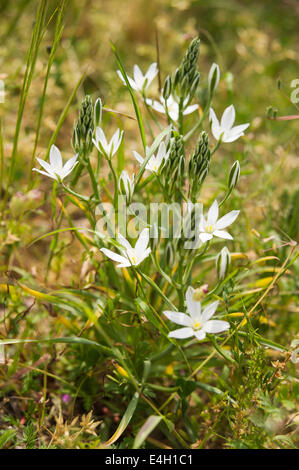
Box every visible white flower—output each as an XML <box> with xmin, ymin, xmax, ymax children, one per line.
<box><xmin>208</xmin><ymin>63</ymin><xmax>220</xmax><ymax>95</ymax></box>
<box><xmin>199</xmin><ymin>199</ymin><xmax>239</xmax><ymax>242</ymax></box>
<box><xmin>100</xmin><ymin>228</ymin><xmax>151</xmax><ymax>268</ymax></box>
<box><xmin>117</xmin><ymin>63</ymin><xmax>158</xmax><ymax>93</ymax></box>
<box><xmin>146</xmin><ymin>94</ymin><xmax>198</xmax><ymax>122</ymax></box>
<box><xmin>133</xmin><ymin>141</ymin><xmax>170</xmax><ymax>173</ymax></box>
<box><xmin>209</xmin><ymin>105</ymin><xmax>249</xmax><ymax>142</ymax></box>
<box><xmin>119</xmin><ymin>170</ymin><xmax>135</xmax><ymax>200</ymax></box>
<box><xmin>33</xmin><ymin>145</ymin><xmax>78</xmax><ymax>181</ymax></box>
<box><xmin>164</xmin><ymin>286</ymin><xmax>229</xmax><ymax>340</ymax></box>
<box><xmin>93</xmin><ymin>126</ymin><xmax>123</xmax><ymax>158</ymax></box>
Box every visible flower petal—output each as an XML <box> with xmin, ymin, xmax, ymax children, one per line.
<box><xmin>202</xmin><ymin>301</ymin><xmax>219</xmax><ymax>322</ymax></box>
<box><xmin>213</xmin><ymin>230</ymin><xmax>233</xmax><ymax>240</ymax></box>
<box><xmin>168</xmin><ymin>327</ymin><xmax>194</xmax><ymax>339</ymax></box>
<box><xmin>32</xmin><ymin>168</ymin><xmax>57</xmax><ymax>180</ymax></box>
<box><xmin>36</xmin><ymin>158</ymin><xmax>54</xmax><ymax>175</ymax></box>
<box><xmin>203</xmin><ymin>320</ymin><xmax>230</xmax><ymax>334</ymax></box>
<box><xmin>199</xmin><ymin>233</ymin><xmax>213</xmax><ymax>243</ymax></box>
<box><xmin>207</xmin><ymin>200</ymin><xmax>219</xmax><ymax>225</ymax></box>
<box><xmin>209</xmin><ymin>107</ymin><xmax>220</xmax><ymax>127</ymax></box>
<box><xmin>49</xmin><ymin>145</ymin><xmax>63</xmax><ymax>169</ymax></box>
<box><xmin>220</xmin><ymin>105</ymin><xmax>235</xmax><ymax>129</ymax></box>
<box><xmin>183</xmin><ymin>104</ymin><xmax>198</xmax><ymax>115</ymax></box>
<box><xmin>133</xmin><ymin>64</ymin><xmax>144</xmax><ymax>89</ymax></box>
<box><xmin>133</xmin><ymin>150</ymin><xmax>144</xmax><ymax>165</ymax></box>
<box><xmin>163</xmin><ymin>310</ymin><xmax>192</xmax><ymax>327</ymax></box>
<box><xmin>215</xmin><ymin>210</ymin><xmax>240</xmax><ymax>230</ymax></box>
<box><xmin>135</xmin><ymin>227</ymin><xmax>150</xmax><ymax>254</ymax></box>
<box><xmin>100</xmin><ymin>248</ymin><xmax>129</xmax><ymax>265</ymax></box>
<box><xmin>145</xmin><ymin>62</ymin><xmax>158</xmax><ymax>86</ymax></box>
<box><xmin>117</xmin><ymin>233</ymin><xmax>132</xmax><ymax>251</ymax></box>
<box><xmin>186</xmin><ymin>286</ymin><xmax>201</xmax><ymax>319</ymax></box>
<box><xmin>62</xmin><ymin>154</ymin><xmax>78</xmax><ymax>174</ymax></box>
<box><xmin>194</xmin><ymin>330</ymin><xmax>206</xmax><ymax>341</ymax></box>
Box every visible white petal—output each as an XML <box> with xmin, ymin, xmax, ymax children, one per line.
<box><xmin>209</xmin><ymin>107</ymin><xmax>220</xmax><ymax>127</ymax></box>
<box><xmin>32</xmin><ymin>168</ymin><xmax>57</xmax><ymax>180</ymax></box>
<box><xmin>221</xmin><ymin>132</ymin><xmax>243</xmax><ymax>143</ymax></box>
<box><xmin>133</xmin><ymin>64</ymin><xmax>144</xmax><ymax>89</ymax></box>
<box><xmin>133</xmin><ymin>151</ymin><xmax>144</xmax><ymax>165</ymax></box>
<box><xmin>230</xmin><ymin>123</ymin><xmax>250</xmax><ymax>135</ymax></box>
<box><xmin>203</xmin><ymin>320</ymin><xmax>230</xmax><ymax>334</ymax></box>
<box><xmin>36</xmin><ymin>158</ymin><xmax>54</xmax><ymax>175</ymax></box>
<box><xmin>207</xmin><ymin>200</ymin><xmax>219</xmax><ymax>225</ymax></box>
<box><xmin>215</xmin><ymin>210</ymin><xmax>240</xmax><ymax>230</ymax></box>
<box><xmin>96</xmin><ymin>127</ymin><xmax>107</xmax><ymax>150</ymax></box>
<box><xmin>221</xmin><ymin>105</ymin><xmax>235</xmax><ymax>129</ymax></box>
<box><xmin>100</xmin><ymin>248</ymin><xmax>129</xmax><ymax>265</ymax></box>
<box><xmin>145</xmin><ymin>62</ymin><xmax>158</xmax><ymax>86</ymax></box>
<box><xmin>199</xmin><ymin>233</ymin><xmax>213</xmax><ymax>243</ymax></box>
<box><xmin>137</xmin><ymin>246</ymin><xmax>151</xmax><ymax>264</ymax></box>
<box><xmin>194</xmin><ymin>330</ymin><xmax>206</xmax><ymax>341</ymax></box>
<box><xmin>146</xmin><ymin>99</ymin><xmax>165</xmax><ymax>114</ymax></box>
<box><xmin>211</xmin><ymin>123</ymin><xmax>224</xmax><ymax>141</ymax></box>
<box><xmin>60</xmin><ymin>160</ymin><xmax>78</xmax><ymax>179</ymax></box>
<box><xmin>183</xmin><ymin>104</ymin><xmax>198</xmax><ymax>115</ymax></box>
<box><xmin>163</xmin><ymin>310</ymin><xmax>192</xmax><ymax>327</ymax></box>
<box><xmin>213</xmin><ymin>230</ymin><xmax>233</xmax><ymax>240</ymax></box>
<box><xmin>186</xmin><ymin>286</ymin><xmax>201</xmax><ymax>319</ymax></box>
<box><xmin>117</xmin><ymin>233</ymin><xmax>132</xmax><ymax>251</ymax></box>
<box><xmin>62</xmin><ymin>154</ymin><xmax>78</xmax><ymax>174</ymax></box>
<box><xmin>135</xmin><ymin>227</ymin><xmax>150</xmax><ymax>254</ymax></box>
<box><xmin>202</xmin><ymin>301</ymin><xmax>219</xmax><ymax>322</ymax></box>
<box><xmin>117</xmin><ymin>70</ymin><xmax>126</xmax><ymax>85</ymax></box>
<box><xmin>49</xmin><ymin>145</ymin><xmax>63</xmax><ymax>169</ymax></box>
<box><xmin>168</xmin><ymin>327</ymin><xmax>194</xmax><ymax>339</ymax></box>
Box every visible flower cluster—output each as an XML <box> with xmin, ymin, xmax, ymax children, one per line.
<box><xmin>32</xmin><ymin>38</ymin><xmax>250</xmax><ymax>346</ymax></box>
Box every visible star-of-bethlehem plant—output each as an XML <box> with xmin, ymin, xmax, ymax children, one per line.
<box><xmin>32</xmin><ymin>37</ymin><xmax>252</xmax><ymax>437</ymax></box>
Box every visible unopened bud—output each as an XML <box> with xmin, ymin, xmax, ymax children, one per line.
<box><xmin>94</xmin><ymin>97</ymin><xmax>102</xmax><ymax>128</ymax></box>
<box><xmin>216</xmin><ymin>247</ymin><xmax>231</xmax><ymax>280</ymax></box>
<box><xmin>208</xmin><ymin>63</ymin><xmax>220</xmax><ymax>96</ymax></box>
<box><xmin>119</xmin><ymin>171</ymin><xmax>135</xmax><ymax>202</ymax></box>
<box><xmin>162</xmin><ymin>75</ymin><xmax>172</xmax><ymax>101</ymax></box>
<box><xmin>228</xmin><ymin>160</ymin><xmax>240</xmax><ymax>190</ymax></box>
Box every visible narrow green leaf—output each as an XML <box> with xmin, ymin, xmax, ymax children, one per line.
<box><xmin>133</xmin><ymin>415</ymin><xmax>162</xmax><ymax>449</ymax></box>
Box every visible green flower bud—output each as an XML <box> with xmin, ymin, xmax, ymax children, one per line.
<box><xmin>208</xmin><ymin>63</ymin><xmax>220</xmax><ymax>96</ymax></box>
<box><xmin>162</xmin><ymin>75</ymin><xmax>172</xmax><ymax>101</ymax></box>
<box><xmin>72</xmin><ymin>95</ymin><xmax>94</xmax><ymax>156</ymax></box>
<box><xmin>216</xmin><ymin>247</ymin><xmax>231</xmax><ymax>280</ymax></box>
<box><xmin>94</xmin><ymin>97</ymin><xmax>102</xmax><ymax>128</ymax></box>
<box><xmin>228</xmin><ymin>160</ymin><xmax>240</xmax><ymax>190</ymax></box>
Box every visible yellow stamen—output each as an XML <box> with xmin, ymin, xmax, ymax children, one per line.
<box><xmin>194</xmin><ymin>321</ymin><xmax>201</xmax><ymax>329</ymax></box>
<box><xmin>206</xmin><ymin>225</ymin><xmax>213</xmax><ymax>233</ymax></box>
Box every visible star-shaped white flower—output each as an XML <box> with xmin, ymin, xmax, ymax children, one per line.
<box><xmin>164</xmin><ymin>286</ymin><xmax>229</xmax><ymax>340</ymax></box>
<box><xmin>199</xmin><ymin>199</ymin><xmax>239</xmax><ymax>242</ymax></box>
<box><xmin>100</xmin><ymin>228</ymin><xmax>151</xmax><ymax>268</ymax></box>
<box><xmin>33</xmin><ymin>145</ymin><xmax>78</xmax><ymax>181</ymax></box>
<box><xmin>117</xmin><ymin>63</ymin><xmax>158</xmax><ymax>93</ymax></box>
<box><xmin>93</xmin><ymin>127</ymin><xmax>123</xmax><ymax>158</ymax></box>
<box><xmin>146</xmin><ymin>94</ymin><xmax>198</xmax><ymax>122</ymax></box>
<box><xmin>133</xmin><ymin>141</ymin><xmax>170</xmax><ymax>174</ymax></box>
<box><xmin>209</xmin><ymin>105</ymin><xmax>249</xmax><ymax>142</ymax></box>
